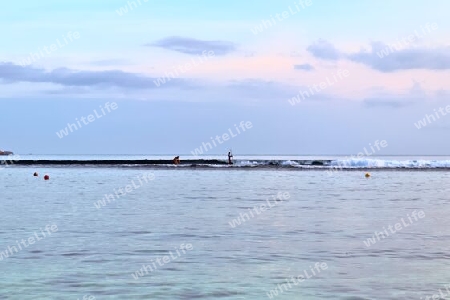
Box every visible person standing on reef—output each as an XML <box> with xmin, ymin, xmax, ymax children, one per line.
<box><xmin>228</xmin><ymin>151</ymin><xmax>233</xmax><ymax>165</ymax></box>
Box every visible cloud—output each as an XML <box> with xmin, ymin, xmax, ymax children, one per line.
<box><xmin>307</xmin><ymin>40</ymin><xmax>450</xmax><ymax>72</ymax></box>
<box><xmin>0</xmin><ymin>63</ymin><xmax>305</xmax><ymax>102</ymax></box>
<box><xmin>363</xmin><ymin>98</ymin><xmax>415</xmax><ymax>108</ymax></box>
<box><xmin>147</xmin><ymin>36</ymin><xmax>236</xmax><ymax>56</ymax></box>
<box><xmin>293</xmin><ymin>64</ymin><xmax>314</xmax><ymax>71</ymax></box>
<box><xmin>44</xmin><ymin>86</ymin><xmax>92</xmax><ymax>95</ymax></box>
<box><xmin>0</xmin><ymin>62</ymin><xmax>186</xmax><ymax>89</ymax></box>
<box><xmin>348</xmin><ymin>42</ymin><xmax>450</xmax><ymax>72</ymax></box>
<box><xmin>306</xmin><ymin>39</ymin><xmax>342</xmax><ymax>60</ymax></box>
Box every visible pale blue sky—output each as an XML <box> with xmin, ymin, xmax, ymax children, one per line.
<box><xmin>1</xmin><ymin>0</ymin><xmax>449</xmax><ymax>154</ymax></box>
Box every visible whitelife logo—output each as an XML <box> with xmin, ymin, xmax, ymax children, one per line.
<box><xmin>288</xmin><ymin>69</ymin><xmax>349</xmax><ymax>106</ymax></box>
<box><xmin>250</xmin><ymin>0</ymin><xmax>312</xmax><ymax>35</ymax></box>
<box><xmin>414</xmin><ymin>105</ymin><xmax>450</xmax><ymax>129</ymax></box>
<box><xmin>94</xmin><ymin>172</ymin><xmax>155</xmax><ymax>209</ymax></box>
<box><xmin>326</xmin><ymin>139</ymin><xmax>388</xmax><ymax>176</ymax></box>
<box><xmin>266</xmin><ymin>262</ymin><xmax>328</xmax><ymax>298</ymax></box>
<box><xmin>363</xmin><ymin>210</ymin><xmax>425</xmax><ymax>248</ymax></box>
<box><xmin>131</xmin><ymin>243</ymin><xmax>193</xmax><ymax>280</ymax></box>
<box><xmin>228</xmin><ymin>192</ymin><xmax>290</xmax><ymax>228</ymax></box>
<box><xmin>153</xmin><ymin>50</ymin><xmax>215</xmax><ymax>87</ymax></box>
<box><xmin>77</xmin><ymin>296</ymin><xmax>95</xmax><ymax>300</ymax></box>
<box><xmin>56</xmin><ymin>102</ymin><xmax>118</xmax><ymax>139</ymax></box>
<box><xmin>115</xmin><ymin>0</ymin><xmax>148</xmax><ymax>16</ymax></box>
<box><xmin>190</xmin><ymin>121</ymin><xmax>253</xmax><ymax>157</ymax></box>
<box><xmin>376</xmin><ymin>22</ymin><xmax>438</xmax><ymax>58</ymax></box>
<box><xmin>0</xmin><ymin>154</ymin><xmax>21</xmax><ymax>171</ymax></box>
<box><xmin>18</xmin><ymin>31</ymin><xmax>81</xmax><ymax>66</ymax></box>
<box><xmin>0</xmin><ymin>224</ymin><xmax>58</xmax><ymax>261</ymax></box>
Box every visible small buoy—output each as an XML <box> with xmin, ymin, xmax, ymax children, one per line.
<box><xmin>365</xmin><ymin>173</ymin><xmax>371</xmax><ymax>178</ymax></box>
<box><xmin>44</xmin><ymin>175</ymin><xmax>50</xmax><ymax>180</ymax></box>
<box><xmin>33</xmin><ymin>172</ymin><xmax>38</xmax><ymax>177</ymax></box>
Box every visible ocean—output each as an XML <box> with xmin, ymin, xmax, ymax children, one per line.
<box><xmin>1</xmin><ymin>155</ymin><xmax>450</xmax><ymax>299</ymax></box>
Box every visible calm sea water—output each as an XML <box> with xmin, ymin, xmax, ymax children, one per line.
<box><xmin>1</xmin><ymin>160</ymin><xmax>450</xmax><ymax>299</ymax></box>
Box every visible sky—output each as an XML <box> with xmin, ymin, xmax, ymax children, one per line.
<box><xmin>1</xmin><ymin>0</ymin><xmax>449</xmax><ymax>155</ymax></box>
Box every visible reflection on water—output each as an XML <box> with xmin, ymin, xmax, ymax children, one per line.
<box><xmin>0</xmin><ymin>168</ymin><xmax>449</xmax><ymax>299</ymax></box>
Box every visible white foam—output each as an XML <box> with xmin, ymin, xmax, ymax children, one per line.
<box><xmin>330</xmin><ymin>158</ymin><xmax>450</xmax><ymax>169</ymax></box>
<box><xmin>235</xmin><ymin>160</ymin><xmax>260</xmax><ymax>167</ymax></box>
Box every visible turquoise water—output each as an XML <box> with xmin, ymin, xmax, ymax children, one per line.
<box><xmin>1</xmin><ymin>166</ymin><xmax>450</xmax><ymax>299</ymax></box>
